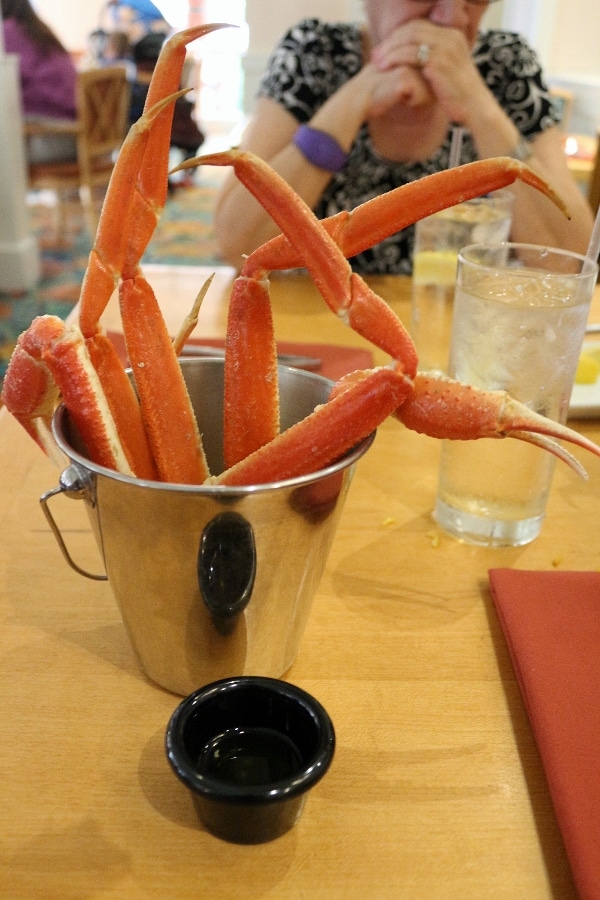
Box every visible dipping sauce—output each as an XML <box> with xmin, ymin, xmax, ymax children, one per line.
<box><xmin>199</xmin><ymin>727</ymin><xmax>302</xmax><ymax>786</ymax></box>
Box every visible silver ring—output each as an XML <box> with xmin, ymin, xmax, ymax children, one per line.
<box><xmin>416</xmin><ymin>43</ymin><xmax>430</xmax><ymax>67</ymax></box>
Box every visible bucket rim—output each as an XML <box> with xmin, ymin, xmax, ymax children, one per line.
<box><xmin>51</xmin><ymin>362</ymin><xmax>376</xmax><ymax>494</ymax></box>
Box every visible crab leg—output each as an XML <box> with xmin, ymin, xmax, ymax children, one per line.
<box><xmin>221</xmin><ymin>364</ymin><xmax>600</xmax><ymax>487</ymax></box>
<box><xmin>250</xmin><ymin>157</ymin><xmax>568</xmax><ymax>270</ymax></box>
<box><xmin>0</xmin><ymin>92</ymin><xmax>184</xmax><ymax>479</ymax></box>
<box><xmin>219</xmin><ymin>364</ymin><xmax>600</xmax><ymax>487</ymax></box>
<box><xmin>69</xmin><ymin>28</ymin><xmax>228</xmax><ymax>482</ymax></box>
<box><xmin>78</xmin><ymin>24</ymin><xmax>230</xmax><ymax>329</ymax></box>
<box><xmin>396</xmin><ymin>373</ymin><xmax>600</xmax><ymax>476</ymax></box>
<box><xmin>3</xmin><ymin>317</ymin><xmax>137</xmax><ymax>474</ymax></box>
<box><xmin>82</xmin><ymin>27</ymin><xmax>230</xmax><ymax>482</ymax></box>
<box><xmin>119</xmin><ymin>275</ymin><xmax>209</xmax><ymax>483</ymax></box>
<box><xmin>0</xmin><ymin>326</ymin><xmax>61</xmax><ymax>457</ymax></box>
<box><xmin>332</xmin><ymin>370</ymin><xmax>600</xmax><ymax>476</ymax></box>
<box><xmin>209</xmin><ymin>149</ymin><xmax>417</xmax><ymax>468</ymax></box>
<box><xmin>207</xmin><ymin>151</ymin><xmax>598</xmax><ymax>484</ymax></box>
<box><xmin>66</xmin><ymin>90</ymin><xmax>192</xmax><ymax>479</ymax></box>
<box><xmin>77</xmin><ymin>88</ymin><xmax>187</xmax><ymax>339</ymax></box>
<box><xmin>11</xmin><ymin>27</ymin><xmax>229</xmax><ymax>482</ymax></box>
<box><xmin>202</xmin><ymin>150</ymin><xmax>569</xmax><ymax>471</ymax></box>
<box><xmin>2</xmin><ymin>28</ymin><xmax>224</xmax><ymax>481</ymax></box>
<box><xmin>223</xmin><ymin>273</ymin><xmax>279</xmax><ymax>468</ymax></box>
<box><xmin>188</xmin><ymin>151</ymin><xmax>418</xmax><ymax>364</ymax></box>
<box><xmin>178</xmin><ymin>155</ymin><xmax>568</xmax><ymax>274</ymax></box>
<box><xmin>122</xmin><ymin>23</ymin><xmax>231</xmax><ymax>276</ymax></box>
<box><xmin>172</xmin><ymin>275</ymin><xmax>215</xmax><ymax>354</ymax></box>
<box><xmin>218</xmin><ymin>367</ymin><xmax>412</xmax><ymax>486</ymax></box>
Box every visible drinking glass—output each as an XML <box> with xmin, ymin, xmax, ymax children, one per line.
<box><xmin>411</xmin><ymin>191</ymin><xmax>513</xmax><ymax>373</ymax></box>
<box><xmin>434</xmin><ymin>242</ymin><xmax>598</xmax><ymax>547</ymax></box>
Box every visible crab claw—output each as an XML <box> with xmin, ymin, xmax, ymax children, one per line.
<box><xmin>189</xmin><ymin>149</ymin><xmax>418</xmax><ymax>370</ymax></box>
<box><xmin>396</xmin><ymin>374</ymin><xmax>600</xmax><ymax>478</ymax></box>
<box><xmin>175</xmin><ymin>154</ymin><xmax>569</xmax><ymax>273</ymax></box>
<box><xmin>217</xmin><ymin>367</ymin><xmax>412</xmax><ymax>487</ymax></box>
<box><xmin>0</xmin><ymin>330</ymin><xmax>60</xmax><ymax>457</ymax></box>
<box><xmin>123</xmin><ymin>23</ymin><xmax>233</xmax><ymax>274</ymax></box>
<box><xmin>3</xmin><ymin>315</ymin><xmax>137</xmax><ymax>475</ymax></box>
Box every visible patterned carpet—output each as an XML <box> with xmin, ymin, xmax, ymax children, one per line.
<box><xmin>0</xmin><ymin>173</ymin><xmax>222</xmax><ymax>385</ymax></box>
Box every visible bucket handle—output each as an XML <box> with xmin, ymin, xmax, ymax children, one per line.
<box><xmin>39</xmin><ymin>464</ymin><xmax>108</xmax><ymax>581</ymax></box>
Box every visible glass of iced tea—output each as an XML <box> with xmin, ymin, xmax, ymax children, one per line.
<box><xmin>434</xmin><ymin>242</ymin><xmax>598</xmax><ymax>547</ymax></box>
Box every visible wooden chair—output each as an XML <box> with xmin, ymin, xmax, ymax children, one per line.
<box><xmin>588</xmin><ymin>132</ymin><xmax>600</xmax><ymax>216</ymax></box>
<box><xmin>25</xmin><ymin>66</ymin><xmax>131</xmax><ymax>239</ymax></box>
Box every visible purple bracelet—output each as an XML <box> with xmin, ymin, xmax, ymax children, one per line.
<box><xmin>292</xmin><ymin>124</ymin><xmax>348</xmax><ymax>173</ymax></box>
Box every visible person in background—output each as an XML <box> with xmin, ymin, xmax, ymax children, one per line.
<box><xmin>86</xmin><ymin>28</ymin><xmax>136</xmax><ymax>78</ymax></box>
<box><xmin>1</xmin><ymin>0</ymin><xmax>78</xmax><ymax>164</ymax></box>
<box><xmin>102</xmin><ymin>29</ymin><xmax>136</xmax><ymax>78</ymax></box>
<box><xmin>98</xmin><ymin>0</ymin><xmax>171</xmax><ymax>47</ymax></box>
<box><xmin>215</xmin><ymin>0</ymin><xmax>594</xmax><ymax>273</ymax></box>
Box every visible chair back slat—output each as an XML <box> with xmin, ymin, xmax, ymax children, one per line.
<box><xmin>28</xmin><ymin>65</ymin><xmax>132</xmax><ymax>239</ymax></box>
<box><xmin>77</xmin><ymin>66</ymin><xmax>131</xmax><ymax>157</ymax></box>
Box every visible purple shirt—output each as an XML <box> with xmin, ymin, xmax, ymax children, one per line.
<box><xmin>3</xmin><ymin>19</ymin><xmax>77</xmax><ymax>120</ymax></box>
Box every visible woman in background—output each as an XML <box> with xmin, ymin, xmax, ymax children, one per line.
<box><xmin>1</xmin><ymin>0</ymin><xmax>77</xmax><ymax>164</ymax></box>
<box><xmin>215</xmin><ymin>1</ymin><xmax>593</xmax><ymax>273</ymax></box>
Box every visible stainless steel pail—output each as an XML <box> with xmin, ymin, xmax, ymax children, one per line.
<box><xmin>43</xmin><ymin>359</ymin><xmax>374</xmax><ymax>695</ymax></box>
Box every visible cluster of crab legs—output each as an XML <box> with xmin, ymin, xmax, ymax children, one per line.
<box><xmin>3</xmin><ymin>24</ymin><xmax>600</xmax><ymax>487</ymax></box>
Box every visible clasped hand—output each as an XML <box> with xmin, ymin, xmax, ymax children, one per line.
<box><xmin>364</xmin><ymin>21</ymin><xmax>489</xmax><ymax>123</ymax></box>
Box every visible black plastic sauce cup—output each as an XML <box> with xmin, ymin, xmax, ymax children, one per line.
<box><xmin>165</xmin><ymin>676</ymin><xmax>335</xmax><ymax>843</ymax></box>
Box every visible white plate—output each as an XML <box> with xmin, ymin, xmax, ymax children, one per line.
<box><xmin>568</xmin><ymin>341</ymin><xmax>600</xmax><ymax>419</ymax></box>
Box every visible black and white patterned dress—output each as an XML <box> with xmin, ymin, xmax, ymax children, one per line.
<box><xmin>258</xmin><ymin>19</ymin><xmax>561</xmax><ymax>274</ymax></box>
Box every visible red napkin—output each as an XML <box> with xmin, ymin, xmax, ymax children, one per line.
<box><xmin>106</xmin><ymin>332</ymin><xmax>373</xmax><ymax>383</ymax></box>
<box><xmin>489</xmin><ymin>568</ymin><xmax>600</xmax><ymax>900</ymax></box>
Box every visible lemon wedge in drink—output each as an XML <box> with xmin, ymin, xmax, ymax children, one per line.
<box><xmin>413</xmin><ymin>250</ymin><xmax>458</xmax><ymax>286</ymax></box>
<box><xmin>575</xmin><ymin>351</ymin><xmax>600</xmax><ymax>384</ymax></box>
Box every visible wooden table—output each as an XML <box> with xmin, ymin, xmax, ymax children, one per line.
<box><xmin>1</xmin><ymin>267</ymin><xmax>599</xmax><ymax>898</ymax></box>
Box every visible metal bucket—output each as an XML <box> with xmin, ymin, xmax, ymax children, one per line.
<box><xmin>42</xmin><ymin>359</ymin><xmax>374</xmax><ymax>695</ymax></box>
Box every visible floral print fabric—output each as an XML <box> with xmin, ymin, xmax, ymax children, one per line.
<box><xmin>258</xmin><ymin>19</ymin><xmax>561</xmax><ymax>273</ymax></box>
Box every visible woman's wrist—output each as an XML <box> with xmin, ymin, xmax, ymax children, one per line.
<box><xmin>467</xmin><ymin>96</ymin><xmax>534</xmax><ymax>163</ymax></box>
<box><xmin>505</xmin><ymin>134</ymin><xmax>533</xmax><ymax>162</ymax></box>
<box><xmin>292</xmin><ymin>125</ymin><xmax>348</xmax><ymax>172</ymax></box>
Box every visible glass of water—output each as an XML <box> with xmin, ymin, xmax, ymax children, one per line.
<box><xmin>434</xmin><ymin>242</ymin><xmax>598</xmax><ymax>547</ymax></box>
<box><xmin>411</xmin><ymin>191</ymin><xmax>513</xmax><ymax>374</ymax></box>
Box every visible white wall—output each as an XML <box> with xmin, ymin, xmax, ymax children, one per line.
<box><xmin>243</xmin><ymin>0</ymin><xmax>357</xmax><ymax>112</ymax></box>
<box><xmin>500</xmin><ymin>0</ymin><xmax>600</xmax><ymax>80</ymax></box>
<box><xmin>33</xmin><ymin>0</ymin><xmax>105</xmax><ymax>54</ymax></box>
<box><xmin>547</xmin><ymin>2</ymin><xmax>600</xmax><ymax>80</ymax></box>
